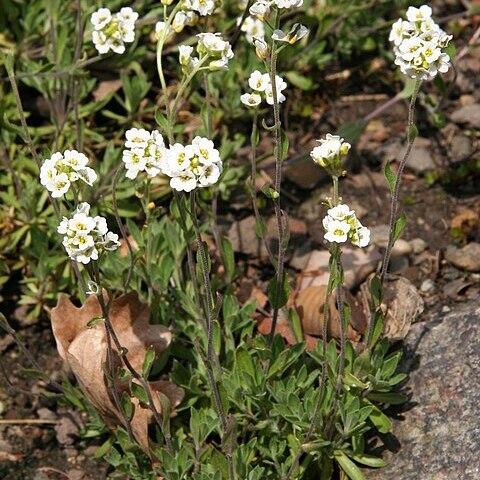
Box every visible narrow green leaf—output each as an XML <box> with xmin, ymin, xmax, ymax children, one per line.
<box><xmin>349</xmin><ymin>452</ymin><xmax>387</xmax><ymax>468</ymax></box>
<box><xmin>367</xmin><ymin>392</ymin><xmax>407</xmax><ymax>405</ymax></box>
<box><xmin>281</xmin><ymin>130</ymin><xmax>289</xmax><ymax>159</ymax></box>
<box><xmin>383</xmin><ymin>162</ymin><xmax>396</xmax><ymax>195</ymax></box>
<box><xmin>370</xmin><ymin>311</ymin><xmax>385</xmax><ymax>347</ymax></box>
<box><xmin>334</xmin><ymin>451</ymin><xmax>366</xmax><ymax>480</ymax></box>
<box><xmin>120</xmin><ymin>392</ymin><xmax>134</xmax><ymax>421</ymax></box>
<box><xmin>393</xmin><ymin>213</ymin><xmax>407</xmax><ymax>243</ymax></box>
<box><xmin>87</xmin><ymin>316</ymin><xmax>104</xmax><ymax>328</ymax></box>
<box><xmin>142</xmin><ymin>345</ymin><xmax>156</xmax><ymax>379</ymax></box>
<box><xmin>254</xmin><ymin>216</ymin><xmax>267</xmax><ymax>239</ymax></box>
<box><xmin>268</xmin><ymin>272</ymin><xmax>291</xmax><ymax>309</ymax></box>
<box><xmin>399</xmin><ymin>77</ymin><xmax>418</xmax><ymax>99</ymax></box>
<box><xmin>408</xmin><ymin>124</ymin><xmax>418</xmax><ymax>143</ymax></box>
<box><xmin>337</xmin><ymin>119</ymin><xmax>368</xmax><ymax>144</ymax></box>
<box><xmin>366</xmin><ymin>401</ymin><xmax>392</xmax><ymax>433</ymax></box>
<box><xmin>222</xmin><ymin>238</ymin><xmax>235</xmax><ymax>280</ymax></box>
<box><xmin>285</xmin><ymin>71</ymin><xmax>313</xmax><ymax>90</ymax></box>
<box><xmin>131</xmin><ymin>382</ymin><xmax>149</xmax><ymax>406</ymax></box>
<box><xmin>0</xmin><ymin>312</ymin><xmax>15</xmax><ymax>334</ymax></box>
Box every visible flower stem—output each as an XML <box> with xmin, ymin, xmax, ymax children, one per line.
<box><xmin>380</xmin><ymin>78</ymin><xmax>421</xmax><ymax>284</ymax></box>
<box><xmin>268</xmin><ymin>10</ymin><xmax>288</xmax><ymax>347</ymax></box>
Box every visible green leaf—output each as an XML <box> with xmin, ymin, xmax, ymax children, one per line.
<box><xmin>87</xmin><ymin>316</ymin><xmax>104</xmax><ymax>328</ymax></box>
<box><xmin>366</xmin><ymin>401</ymin><xmax>392</xmax><ymax>433</ymax></box>
<box><xmin>334</xmin><ymin>451</ymin><xmax>366</xmax><ymax>480</ymax></box>
<box><xmin>268</xmin><ymin>272</ymin><xmax>291</xmax><ymax>309</ymax></box>
<box><xmin>254</xmin><ymin>216</ymin><xmax>267</xmax><ymax>239</ymax></box>
<box><xmin>285</xmin><ymin>71</ymin><xmax>313</xmax><ymax>90</ymax></box>
<box><xmin>445</xmin><ymin>43</ymin><xmax>456</xmax><ymax>60</ymax></box>
<box><xmin>370</xmin><ymin>311</ymin><xmax>385</xmax><ymax>347</ymax></box>
<box><xmin>222</xmin><ymin>238</ymin><xmax>235</xmax><ymax>280</ymax></box>
<box><xmin>408</xmin><ymin>124</ymin><xmax>418</xmax><ymax>143</ymax></box>
<box><xmin>94</xmin><ymin>437</ymin><xmax>114</xmax><ymax>458</ymax></box>
<box><xmin>367</xmin><ymin>392</ymin><xmax>407</xmax><ymax>405</ymax></box>
<box><xmin>349</xmin><ymin>452</ymin><xmax>387</xmax><ymax>468</ymax></box>
<box><xmin>337</xmin><ymin>119</ymin><xmax>368</xmax><ymax>144</ymax></box>
<box><xmin>393</xmin><ymin>213</ymin><xmax>407</xmax><ymax>243</ymax></box>
<box><xmin>281</xmin><ymin>129</ymin><xmax>289</xmax><ymax>159</ymax></box>
<box><xmin>399</xmin><ymin>77</ymin><xmax>418</xmax><ymax>99</ymax></box>
<box><xmin>0</xmin><ymin>312</ymin><xmax>15</xmax><ymax>334</ymax></box>
<box><xmin>120</xmin><ymin>392</ymin><xmax>134</xmax><ymax>421</ymax></box>
<box><xmin>383</xmin><ymin>162</ymin><xmax>396</xmax><ymax>195</ymax></box>
<box><xmin>142</xmin><ymin>345</ymin><xmax>156</xmax><ymax>379</ymax></box>
<box><xmin>131</xmin><ymin>382</ymin><xmax>149</xmax><ymax>406</ymax></box>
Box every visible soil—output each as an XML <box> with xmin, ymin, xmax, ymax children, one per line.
<box><xmin>1</xmin><ymin>2</ymin><xmax>480</xmax><ymax>479</ymax></box>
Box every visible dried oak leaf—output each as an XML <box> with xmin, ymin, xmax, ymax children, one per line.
<box><xmin>50</xmin><ymin>292</ymin><xmax>184</xmax><ymax>453</ymax></box>
<box><xmin>294</xmin><ymin>286</ymin><xmax>365</xmax><ymax>341</ymax></box>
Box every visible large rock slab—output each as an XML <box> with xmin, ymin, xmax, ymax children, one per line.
<box><xmin>366</xmin><ymin>304</ymin><xmax>480</xmax><ymax>480</ymax></box>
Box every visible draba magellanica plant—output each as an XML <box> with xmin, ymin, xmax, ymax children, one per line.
<box><xmin>0</xmin><ymin>1</ymin><xmax>454</xmax><ymax>479</ymax></box>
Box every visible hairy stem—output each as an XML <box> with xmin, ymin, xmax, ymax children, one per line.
<box><xmin>380</xmin><ymin>78</ymin><xmax>421</xmax><ymax>284</ymax></box>
<box><xmin>268</xmin><ymin>10</ymin><xmax>288</xmax><ymax>346</ymax></box>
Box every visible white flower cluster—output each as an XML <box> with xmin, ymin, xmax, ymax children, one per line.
<box><xmin>122</xmin><ymin>130</ymin><xmax>222</xmax><ymax>192</ymax></box>
<box><xmin>310</xmin><ymin>134</ymin><xmax>351</xmax><ymax>168</ymax></box>
<box><xmin>91</xmin><ymin>7</ymin><xmax>138</xmax><ymax>55</ymax></box>
<box><xmin>58</xmin><ymin>203</ymin><xmax>120</xmax><ymax>264</ymax></box>
<box><xmin>240</xmin><ymin>70</ymin><xmax>287</xmax><ymax>107</ymax></box>
<box><xmin>238</xmin><ymin>16</ymin><xmax>265</xmax><ymax>44</ymax></box>
<box><xmin>249</xmin><ymin>0</ymin><xmax>303</xmax><ymax>19</ymax></box>
<box><xmin>163</xmin><ymin>137</ymin><xmax>223</xmax><ymax>192</ymax></box>
<box><xmin>122</xmin><ymin>128</ymin><xmax>169</xmax><ymax>179</ymax></box>
<box><xmin>389</xmin><ymin>5</ymin><xmax>452</xmax><ymax>80</ymax></box>
<box><xmin>40</xmin><ymin>150</ymin><xmax>97</xmax><ymax>198</ymax></box>
<box><xmin>178</xmin><ymin>33</ymin><xmax>234</xmax><ymax>72</ymax></box>
<box><xmin>323</xmin><ymin>205</ymin><xmax>370</xmax><ymax>248</ymax></box>
<box><xmin>172</xmin><ymin>0</ymin><xmax>216</xmax><ymax>33</ymax></box>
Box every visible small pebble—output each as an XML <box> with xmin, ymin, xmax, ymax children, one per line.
<box><xmin>441</xmin><ymin>305</ymin><xmax>451</xmax><ymax>313</ymax></box>
<box><xmin>411</xmin><ymin>238</ymin><xmax>427</xmax><ymax>255</ymax></box>
<box><xmin>420</xmin><ymin>279</ymin><xmax>435</xmax><ymax>293</ymax></box>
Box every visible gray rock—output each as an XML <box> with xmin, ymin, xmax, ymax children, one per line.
<box><xmin>404</xmin><ymin>138</ymin><xmax>436</xmax><ymax>173</ymax></box>
<box><xmin>410</xmin><ymin>238</ymin><xmax>427</xmax><ymax>254</ymax></box>
<box><xmin>450</xmin><ymin>103</ymin><xmax>480</xmax><ymax>129</ymax></box>
<box><xmin>366</xmin><ymin>304</ymin><xmax>480</xmax><ymax>480</ymax></box>
<box><xmin>449</xmin><ymin>135</ymin><xmax>473</xmax><ymax>162</ymax></box>
<box><xmin>369</xmin><ymin>225</ymin><xmax>412</xmax><ymax>257</ymax></box>
<box><xmin>445</xmin><ymin>242</ymin><xmax>480</xmax><ymax>272</ymax></box>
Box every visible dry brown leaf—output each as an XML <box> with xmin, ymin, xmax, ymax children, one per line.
<box><xmin>50</xmin><ymin>292</ymin><xmax>184</xmax><ymax>453</ymax></box>
<box><xmin>381</xmin><ymin>275</ymin><xmax>424</xmax><ymax>341</ymax></box>
<box><xmin>92</xmin><ymin>79</ymin><xmax>123</xmax><ymax>102</ymax></box>
<box><xmin>294</xmin><ymin>286</ymin><xmax>364</xmax><ymax>341</ymax></box>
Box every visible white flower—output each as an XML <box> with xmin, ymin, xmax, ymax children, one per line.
<box><xmin>406</xmin><ymin>5</ymin><xmax>432</xmax><ymax>23</ymax></box>
<box><xmin>125</xmin><ymin>128</ymin><xmax>150</xmax><ymax>149</ymax></box>
<box><xmin>273</xmin><ymin>0</ymin><xmax>303</xmax><ymax>7</ymax></box>
<box><xmin>172</xmin><ymin>11</ymin><xmax>198</xmax><ymax>33</ymax></box>
<box><xmin>198</xmin><ymin>163</ymin><xmax>221</xmax><ymax>186</ymax></box>
<box><xmin>240</xmin><ymin>92</ymin><xmax>262</xmax><ymax>107</ymax></box>
<box><xmin>77</xmin><ymin>167</ymin><xmax>98</xmax><ymax>186</ymax></box>
<box><xmin>351</xmin><ymin>225</ymin><xmax>371</xmax><ymax>248</ymax></box>
<box><xmin>118</xmin><ymin>7</ymin><xmax>138</xmax><ymax>25</ymax></box>
<box><xmin>91</xmin><ymin>7</ymin><xmax>137</xmax><ymax>55</ymax></box>
<box><xmin>155</xmin><ymin>21</ymin><xmax>172</xmax><ymax>40</ymax></box>
<box><xmin>327</xmin><ymin>204</ymin><xmax>354</xmax><ymax>221</ymax></box>
<box><xmin>310</xmin><ymin>134</ymin><xmax>350</xmax><ymax>167</ymax></box>
<box><xmin>58</xmin><ymin>205</ymin><xmax>119</xmax><ymax>263</ymax></box>
<box><xmin>40</xmin><ymin>159</ymin><xmax>58</xmax><ymax>186</ymax></box>
<box><xmin>253</xmin><ymin>36</ymin><xmax>269</xmax><ymax>59</ymax></box>
<box><xmin>91</xmin><ymin>8</ymin><xmax>111</xmax><ymax>30</ymax></box>
<box><xmin>239</xmin><ymin>16</ymin><xmax>265</xmax><ymax>44</ymax></box>
<box><xmin>324</xmin><ymin>219</ymin><xmax>350</xmax><ymax>243</ymax></box>
<box><xmin>103</xmin><ymin>231</ymin><xmax>121</xmax><ymax>251</ymax></box>
<box><xmin>390</xmin><ymin>5</ymin><xmax>452</xmax><ymax>80</ymax></box>
<box><xmin>248</xmin><ymin>70</ymin><xmax>269</xmax><ymax>91</ymax></box>
<box><xmin>170</xmin><ymin>171</ymin><xmax>197</xmax><ymax>192</ymax></box>
<box><xmin>272</xmin><ymin>24</ymin><xmax>308</xmax><ymax>44</ymax></box>
<box><xmin>62</xmin><ymin>150</ymin><xmax>89</xmax><ymax>170</ymax></box>
<box><xmin>179</xmin><ymin>45</ymin><xmax>194</xmax><ymax>66</ymax></box>
<box><xmin>185</xmin><ymin>0</ymin><xmax>216</xmax><ymax>16</ymax></box>
<box><xmin>192</xmin><ymin>137</ymin><xmax>220</xmax><ymax>165</ymax></box>
<box><xmin>46</xmin><ymin>172</ymin><xmax>70</xmax><ymax>198</ymax></box>
<box><xmin>250</xmin><ymin>1</ymin><xmax>271</xmax><ymax>19</ymax></box>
